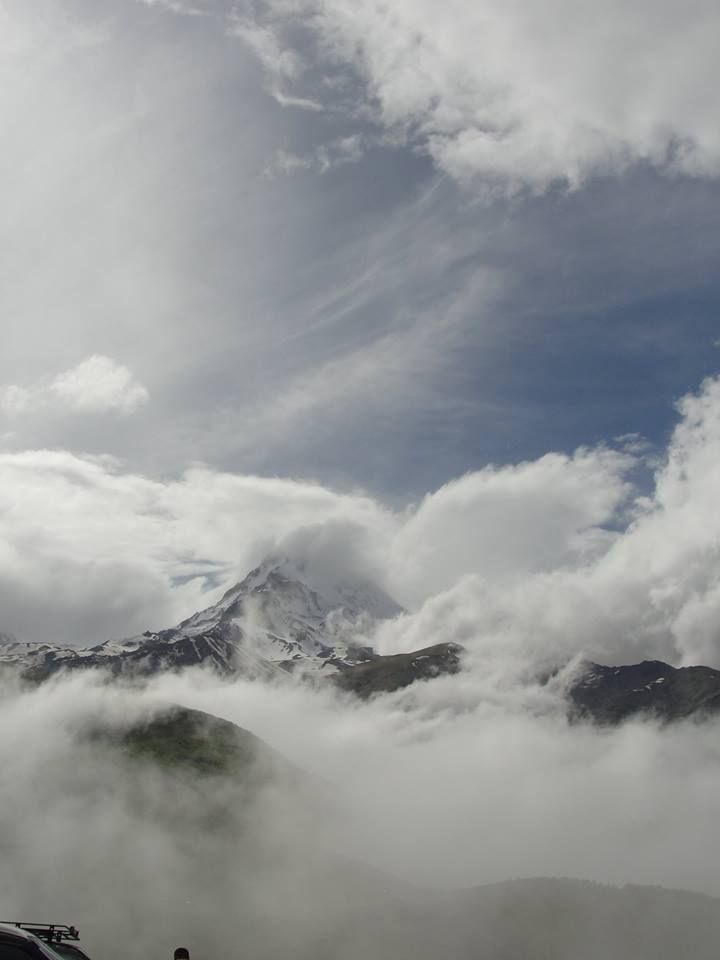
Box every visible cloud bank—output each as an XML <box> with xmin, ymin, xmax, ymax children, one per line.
<box><xmin>2</xmin><ymin>374</ymin><xmax>720</xmax><ymax>675</ymax></box>
<box><xmin>4</xmin><ymin>649</ymin><xmax>720</xmax><ymax>955</ymax></box>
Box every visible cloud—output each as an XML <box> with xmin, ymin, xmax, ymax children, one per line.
<box><xmin>162</xmin><ymin>669</ymin><xmax>720</xmax><ymax>895</ymax></box>
<box><xmin>3</xmin><ymin>0</ymin><xmax>719</xmax><ymax>497</ymax></box>
<box><xmin>375</xmin><ymin>376</ymin><xmax>720</xmax><ymax>672</ymax></box>
<box><xmin>228</xmin><ymin>15</ymin><xmax>324</xmax><ymax>110</ymax></box>
<box><xmin>0</xmin><ymin>355</ymin><xmax>149</xmax><ymax>417</ymax></box>
<box><xmin>5</xmin><ymin>373</ymin><xmax>720</xmax><ymax>672</ymax></box>
<box><xmin>8</xmin><ymin>381</ymin><xmax>720</xmax><ymax>929</ymax></box>
<box><xmin>136</xmin><ymin>0</ymin><xmax>210</xmax><ymax>13</ymax></box>
<box><xmin>5</xmin><ymin>658</ymin><xmax>720</xmax><ymax>932</ymax></box>
<box><xmin>388</xmin><ymin>448</ymin><xmax>632</xmax><ymax>606</ymax></box>
<box><xmin>268</xmin><ymin>135</ymin><xmax>367</xmax><ymax>175</ymax></box>
<box><xmin>0</xmin><ymin>675</ymin><xmax>367</xmax><ymax>959</ymax></box>
<box><xmin>228</xmin><ymin>17</ymin><xmax>304</xmax><ymax>81</ymax></box>
<box><xmin>0</xmin><ymin>437</ymin><xmax>626</xmax><ymax>646</ymax></box>
<box><xmin>234</xmin><ymin>0</ymin><xmax>720</xmax><ymax>194</ymax></box>
<box><xmin>0</xmin><ymin>450</ymin><xmax>389</xmax><ymax>644</ymax></box>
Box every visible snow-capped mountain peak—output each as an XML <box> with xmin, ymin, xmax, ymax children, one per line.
<box><xmin>208</xmin><ymin>554</ymin><xmax>399</xmax><ymax>615</ymax></box>
<box><xmin>178</xmin><ymin>554</ymin><xmax>403</xmax><ymax>667</ymax></box>
<box><xmin>0</xmin><ymin>555</ymin><xmax>403</xmax><ymax>682</ymax></box>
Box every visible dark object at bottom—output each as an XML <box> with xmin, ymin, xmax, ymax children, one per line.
<box><xmin>0</xmin><ymin>927</ymin><xmax>78</xmax><ymax>946</ymax></box>
<box><xmin>0</xmin><ymin>922</ymin><xmax>92</xmax><ymax>960</ymax></box>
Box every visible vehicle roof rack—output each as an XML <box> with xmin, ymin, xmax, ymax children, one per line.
<box><xmin>1</xmin><ymin>924</ymin><xmax>80</xmax><ymax>943</ymax></box>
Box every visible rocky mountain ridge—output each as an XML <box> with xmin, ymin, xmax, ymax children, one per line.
<box><xmin>0</xmin><ymin>556</ymin><xmax>460</xmax><ymax>695</ymax></box>
<box><xmin>4</xmin><ymin>558</ymin><xmax>720</xmax><ymax>722</ymax></box>
<box><xmin>568</xmin><ymin>659</ymin><xmax>720</xmax><ymax>724</ymax></box>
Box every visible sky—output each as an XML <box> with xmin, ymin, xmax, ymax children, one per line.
<box><xmin>6</xmin><ymin>1</ymin><xmax>720</xmax><ymax>929</ymax></box>
<box><xmin>1</xmin><ymin>0</ymin><xmax>720</xmax><ymax>649</ymax></box>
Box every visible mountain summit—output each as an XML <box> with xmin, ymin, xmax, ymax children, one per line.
<box><xmin>178</xmin><ymin>554</ymin><xmax>403</xmax><ymax>665</ymax></box>
<box><xmin>0</xmin><ymin>555</ymin><xmax>407</xmax><ymax>684</ymax></box>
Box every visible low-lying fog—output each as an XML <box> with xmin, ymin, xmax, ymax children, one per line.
<box><xmin>1</xmin><ymin>663</ymin><xmax>720</xmax><ymax>960</ymax></box>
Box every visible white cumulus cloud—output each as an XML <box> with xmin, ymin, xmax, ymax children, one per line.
<box><xmin>0</xmin><ymin>354</ymin><xmax>149</xmax><ymax>417</ymax></box>
<box><xmin>4</xmin><ymin>373</ymin><xmax>720</xmax><ymax>671</ymax></box>
<box><xmin>236</xmin><ymin>0</ymin><xmax>720</xmax><ymax>194</ymax></box>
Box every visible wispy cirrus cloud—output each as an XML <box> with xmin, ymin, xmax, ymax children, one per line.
<box><xmin>2</xmin><ymin>0</ymin><xmax>719</xmax><ymax>502</ymax></box>
<box><xmin>268</xmin><ymin>134</ymin><xmax>366</xmax><ymax>176</ymax></box>
<box><xmin>227</xmin><ymin>15</ymin><xmax>324</xmax><ymax>111</ymax></box>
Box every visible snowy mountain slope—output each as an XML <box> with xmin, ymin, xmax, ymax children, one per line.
<box><xmin>0</xmin><ymin>555</ymin><xmax>404</xmax><ymax>683</ymax></box>
<box><xmin>179</xmin><ymin>555</ymin><xmax>403</xmax><ymax>667</ymax></box>
<box><xmin>0</xmin><ymin>633</ymin><xmax>97</xmax><ymax>673</ymax></box>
